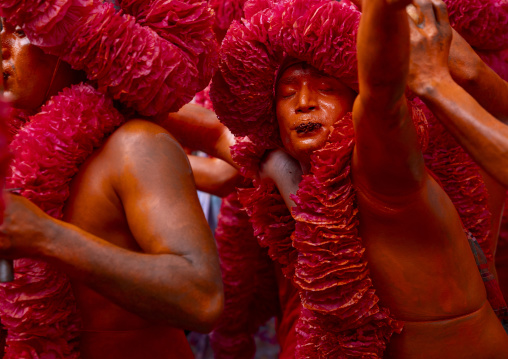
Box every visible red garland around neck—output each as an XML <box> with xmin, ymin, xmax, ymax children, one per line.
<box><xmin>292</xmin><ymin>113</ymin><xmax>402</xmax><ymax>358</ymax></box>
<box><xmin>0</xmin><ymin>83</ymin><xmax>125</xmax><ymax>359</ymax></box>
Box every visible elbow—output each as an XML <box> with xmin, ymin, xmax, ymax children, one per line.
<box><xmin>191</xmin><ymin>285</ymin><xmax>224</xmax><ymax>333</ymax></box>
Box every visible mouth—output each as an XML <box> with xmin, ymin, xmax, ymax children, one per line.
<box><xmin>295</xmin><ymin>121</ymin><xmax>322</xmax><ymax>134</ymax></box>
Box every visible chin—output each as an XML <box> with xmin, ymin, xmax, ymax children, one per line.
<box><xmin>294</xmin><ymin>132</ymin><xmax>330</xmax><ymax>155</ymax></box>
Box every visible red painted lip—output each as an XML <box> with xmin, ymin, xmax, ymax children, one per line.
<box><xmin>295</xmin><ymin>121</ymin><xmax>322</xmax><ymax>134</ymax></box>
<box><xmin>2</xmin><ymin>65</ymin><xmax>13</xmax><ymax>89</ymax></box>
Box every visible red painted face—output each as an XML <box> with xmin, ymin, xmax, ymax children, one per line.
<box><xmin>275</xmin><ymin>62</ymin><xmax>356</xmax><ymax>165</ymax></box>
<box><xmin>1</xmin><ymin>19</ymin><xmax>60</xmax><ymax>111</ymax></box>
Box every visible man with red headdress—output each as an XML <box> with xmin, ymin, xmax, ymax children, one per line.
<box><xmin>212</xmin><ymin>0</ymin><xmax>508</xmax><ymax>357</ymax></box>
<box><xmin>0</xmin><ymin>0</ymin><xmax>223</xmax><ymax>358</ymax></box>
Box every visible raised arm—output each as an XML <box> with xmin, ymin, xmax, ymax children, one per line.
<box><xmin>154</xmin><ymin>104</ymin><xmax>238</xmax><ymax>169</ymax></box>
<box><xmin>0</xmin><ymin>122</ymin><xmax>224</xmax><ymax>333</ymax></box>
<box><xmin>353</xmin><ymin>0</ymin><xmax>425</xmax><ymax>196</ymax></box>
<box><xmin>446</xmin><ymin>29</ymin><xmax>508</xmax><ymax>123</ymax></box>
<box><xmin>188</xmin><ymin>155</ymin><xmax>241</xmax><ymax>197</ymax></box>
<box><xmin>408</xmin><ymin>0</ymin><xmax>508</xmax><ymax>188</ymax></box>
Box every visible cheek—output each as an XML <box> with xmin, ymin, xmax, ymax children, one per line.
<box><xmin>323</xmin><ymin>97</ymin><xmax>354</xmax><ymax>122</ymax></box>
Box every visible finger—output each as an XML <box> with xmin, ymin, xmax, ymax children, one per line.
<box><xmin>408</xmin><ymin>12</ymin><xmax>424</xmax><ymax>40</ymax></box>
<box><xmin>406</xmin><ymin>4</ymin><xmax>424</xmax><ymax>28</ymax></box>
<box><xmin>412</xmin><ymin>0</ymin><xmax>438</xmax><ymax>26</ymax></box>
<box><xmin>430</xmin><ymin>0</ymin><xmax>449</xmax><ymax>26</ymax></box>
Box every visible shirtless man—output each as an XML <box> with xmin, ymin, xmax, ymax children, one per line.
<box><xmin>0</xmin><ymin>18</ymin><xmax>223</xmax><ymax>359</ymax></box>
<box><xmin>214</xmin><ymin>0</ymin><xmax>508</xmax><ymax>356</ymax></box>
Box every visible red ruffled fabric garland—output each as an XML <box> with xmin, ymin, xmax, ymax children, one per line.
<box><xmin>0</xmin><ymin>83</ymin><xmax>125</xmax><ymax>358</ymax></box>
<box><xmin>192</xmin><ymin>84</ymin><xmax>280</xmax><ymax>359</ymax></box>
<box><xmin>0</xmin><ymin>98</ymin><xmax>11</xmax><ymax>215</ymax></box>
<box><xmin>209</xmin><ymin>0</ymin><xmax>246</xmax><ymax>33</ymax></box>
<box><xmin>420</xmin><ymin>104</ymin><xmax>492</xmax><ymax>261</ymax></box>
<box><xmin>0</xmin><ymin>0</ymin><xmax>218</xmax><ymax>116</ymax></box>
<box><xmin>210</xmin><ymin>191</ymin><xmax>279</xmax><ymax>359</ymax></box>
<box><xmin>291</xmin><ymin>113</ymin><xmax>402</xmax><ymax>358</ymax></box>
<box><xmin>444</xmin><ymin>0</ymin><xmax>508</xmax><ymax>51</ymax></box>
<box><xmin>117</xmin><ymin>0</ymin><xmax>218</xmax><ymax>93</ymax></box>
<box><xmin>238</xmin><ymin>182</ymin><xmax>297</xmax><ymax>279</ymax></box>
<box><xmin>478</xmin><ymin>49</ymin><xmax>508</xmax><ymax>82</ymax></box>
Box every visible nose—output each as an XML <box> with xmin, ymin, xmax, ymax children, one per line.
<box><xmin>1</xmin><ymin>34</ymin><xmax>11</xmax><ymax>60</ymax></box>
<box><xmin>295</xmin><ymin>84</ymin><xmax>317</xmax><ymax>113</ymax></box>
<box><xmin>1</xmin><ymin>45</ymin><xmax>10</xmax><ymax>61</ymax></box>
<box><xmin>1</xmin><ymin>25</ymin><xmax>13</xmax><ymax>60</ymax></box>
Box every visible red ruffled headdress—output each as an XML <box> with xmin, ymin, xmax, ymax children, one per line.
<box><xmin>444</xmin><ymin>0</ymin><xmax>508</xmax><ymax>51</ymax></box>
<box><xmin>0</xmin><ymin>0</ymin><xmax>218</xmax><ymax>116</ymax></box>
<box><xmin>444</xmin><ymin>0</ymin><xmax>508</xmax><ymax>82</ymax></box>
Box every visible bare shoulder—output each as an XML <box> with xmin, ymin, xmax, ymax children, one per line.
<box><xmin>106</xmin><ymin>119</ymin><xmax>185</xmax><ymax>155</ymax></box>
<box><xmin>95</xmin><ymin>119</ymin><xmax>194</xmax><ymax>198</ymax></box>
<box><xmin>104</xmin><ymin>118</ymin><xmax>190</xmax><ymax>170</ymax></box>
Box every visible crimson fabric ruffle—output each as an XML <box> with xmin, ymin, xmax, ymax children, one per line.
<box><xmin>0</xmin><ymin>0</ymin><xmax>218</xmax><ymax>116</ymax></box>
<box><xmin>420</xmin><ymin>102</ymin><xmax>492</xmax><ymax>262</ymax></box>
<box><xmin>291</xmin><ymin>113</ymin><xmax>403</xmax><ymax>358</ymax></box>
<box><xmin>117</xmin><ymin>0</ymin><xmax>218</xmax><ymax>93</ymax></box>
<box><xmin>209</xmin><ymin>0</ymin><xmax>246</xmax><ymax>32</ymax></box>
<box><xmin>0</xmin><ymin>84</ymin><xmax>125</xmax><ymax>358</ymax></box>
<box><xmin>444</xmin><ymin>0</ymin><xmax>508</xmax><ymax>51</ymax></box>
<box><xmin>477</xmin><ymin>49</ymin><xmax>508</xmax><ymax>82</ymax></box>
<box><xmin>193</xmin><ymin>84</ymin><xmax>214</xmax><ymax>111</ymax></box>
<box><xmin>238</xmin><ymin>181</ymin><xmax>297</xmax><ymax>279</ymax></box>
<box><xmin>210</xmin><ymin>192</ymin><xmax>279</xmax><ymax>359</ymax></box>
<box><xmin>0</xmin><ymin>98</ymin><xmax>11</xmax><ymax>216</ymax></box>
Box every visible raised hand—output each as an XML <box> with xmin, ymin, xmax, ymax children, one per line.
<box><xmin>407</xmin><ymin>0</ymin><xmax>453</xmax><ymax>96</ymax></box>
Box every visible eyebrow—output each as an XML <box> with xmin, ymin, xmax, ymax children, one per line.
<box><xmin>279</xmin><ymin>72</ymin><xmax>332</xmax><ymax>86</ymax></box>
<box><xmin>278</xmin><ymin>75</ymin><xmax>299</xmax><ymax>85</ymax></box>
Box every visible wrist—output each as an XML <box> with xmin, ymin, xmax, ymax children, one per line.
<box><xmin>411</xmin><ymin>74</ymin><xmax>455</xmax><ymax>99</ymax></box>
<box><xmin>34</xmin><ymin>217</ymin><xmax>62</xmax><ymax>260</ymax></box>
<box><xmin>215</xmin><ymin>130</ymin><xmax>236</xmax><ymax>168</ymax></box>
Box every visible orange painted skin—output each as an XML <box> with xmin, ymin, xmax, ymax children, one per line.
<box><xmin>263</xmin><ymin>0</ymin><xmax>508</xmax><ymax>357</ymax></box>
<box><xmin>0</xmin><ymin>21</ymin><xmax>223</xmax><ymax>359</ymax></box>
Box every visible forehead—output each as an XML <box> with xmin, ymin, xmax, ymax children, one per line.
<box><xmin>277</xmin><ymin>62</ymin><xmax>337</xmax><ymax>86</ymax></box>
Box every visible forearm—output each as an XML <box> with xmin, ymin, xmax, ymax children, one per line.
<box><xmin>259</xmin><ymin>150</ymin><xmax>302</xmax><ymax>210</ymax></box>
<box><xmin>188</xmin><ymin>155</ymin><xmax>241</xmax><ymax>197</ymax></box>
<box><xmin>41</xmin><ymin>218</ymin><xmax>223</xmax><ymax>332</ymax></box>
<box><xmin>155</xmin><ymin>104</ymin><xmax>237</xmax><ymax>168</ymax></box>
<box><xmin>419</xmin><ymin>77</ymin><xmax>508</xmax><ymax>187</ymax></box>
<box><xmin>358</xmin><ymin>0</ymin><xmax>410</xmax><ymax>107</ymax></box>
<box><xmin>452</xmin><ymin>57</ymin><xmax>508</xmax><ymax>123</ymax></box>
<box><xmin>354</xmin><ymin>0</ymin><xmax>425</xmax><ymax>195</ymax></box>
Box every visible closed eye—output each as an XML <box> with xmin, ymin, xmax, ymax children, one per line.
<box><xmin>14</xmin><ymin>26</ymin><xmax>25</xmax><ymax>38</ymax></box>
<box><xmin>281</xmin><ymin>92</ymin><xmax>296</xmax><ymax>99</ymax></box>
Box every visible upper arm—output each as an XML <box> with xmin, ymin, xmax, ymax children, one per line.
<box><xmin>155</xmin><ymin>104</ymin><xmax>237</xmax><ymax>168</ymax></box>
<box><xmin>107</xmin><ymin>121</ymin><xmax>217</xmax><ymax>267</ymax></box>
<box><xmin>188</xmin><ymin>155</ymin><xmax>241</xmax><ymax>197</ymax></box>
<box><xmin>352</xmin><ymin>95</ymin><xmax>425</xmax><ymax>196</ymax></box>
